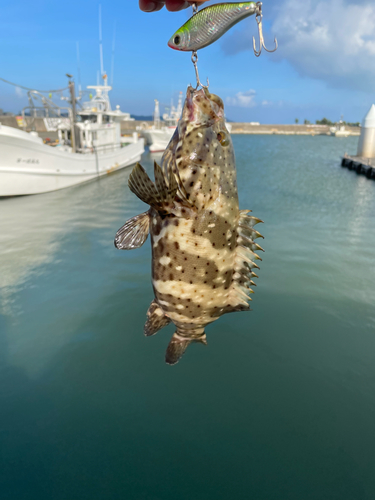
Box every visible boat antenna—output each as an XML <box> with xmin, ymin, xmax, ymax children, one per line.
<box><xmin>99</xmin><ymin>4</ymin><xmax>105</xmax><ymax>82</ymax></box>
<box><xmin>76</xmin><ymin>41</ymin><xmax>82</xmax><ymax>94</ymax></box>
<box><xmin>110</xmin><ymin>21</ymin><xmax>116</xmax><ymax>87</ymax></box>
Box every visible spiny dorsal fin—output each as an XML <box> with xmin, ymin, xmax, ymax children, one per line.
<box><xmin>226</xmin><ymin>210</ymin><xmax>264</xmax><ymax>311</ymax></box>
<box><xmin>144</xmin><ymin>300</ymin><xmax>171</xmax><ymax>337</ymax></box>
<box><xmin>128</xmin><ymin>162</ymin><xmax>178</xmax><ymax>213</ymax></box>
<box><xmin>239</xmin><ymin>210</ymin><xmax>264</xmax><ymax>228</ymax></box>
<box><xmin>114</xmin><ymin>211</ymin><xmax>150</xmax><ymax>250</ymax></box>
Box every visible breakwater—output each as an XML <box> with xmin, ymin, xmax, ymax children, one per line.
<box><xmin>0</xmin><ymin>116</ymin><xmax>360</xmax><ymax>136</ymax></box>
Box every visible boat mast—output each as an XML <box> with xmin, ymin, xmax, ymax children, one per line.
<box><xmin>76</xmin><ymin>42</ymin><xmax>82</xmax><ymax>94</ymax></box>
<box><xmin>67</xmin><ymin>74</ymin><xmax>77</xmax><ymax>153</ymax></box>
<box><xmin>154</xmin><ymin>99</ymin><xmax>160</xmax><ymax>129</ymax></box>
<box><xmin>99</xmin><ymin>5</ymin><xmax>105</xmax><ymax>84</ymax></box>
<box><xmin>110</xmin><ymin>22</ymin><xmax>116</xmax><ymax>87</ymax></box>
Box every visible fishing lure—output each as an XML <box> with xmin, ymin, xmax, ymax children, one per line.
<box><xmin>168</xmin><ymin>1</ymin><xmax>277</xmax><ymax>56</ymax></box>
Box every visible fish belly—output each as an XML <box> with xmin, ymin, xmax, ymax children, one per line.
<box><xmin>151</xmin><ymin>205</ymin><xmax>238</xmax><ymax>331</ymax></box>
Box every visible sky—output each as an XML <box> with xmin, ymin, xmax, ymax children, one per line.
<box><xmin>1</xmin><ymin>0</ymin><xmax>375</xmax><ymax>124</ymax></box>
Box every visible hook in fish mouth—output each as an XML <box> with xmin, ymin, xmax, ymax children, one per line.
<box><xmin>183</xmin><ymin>85</ymin><xmax>224</xmax><ymax>126</ymax></box>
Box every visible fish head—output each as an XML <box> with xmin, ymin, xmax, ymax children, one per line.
<box><xmin>182</xmin><ymin>86</ymin><xmax>225</xmax><ymax>128</ymax></box>
<box><xmin>181</xmin><ymin>86</ymin><xmax>231</xmax><ymax>146</ymax></box>
<box><xmin>165</xmin><ymin>86</ymin><xmax>235</xmax><ymax>211</ymax></box>
<box><xmin>168</xmin><ymin>26</ymin><xmax>191</xmax><ymax>51</ymax></box>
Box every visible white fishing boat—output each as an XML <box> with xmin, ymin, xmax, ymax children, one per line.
<box><xmin>0</xmin><ymin>76</ymin><xmax>144</xmax><ymax>197</ymax></box>
<box><xmin>141</xmin><ymin>92</ymin><xmax>183</xmax><ymax>153</ymax></box>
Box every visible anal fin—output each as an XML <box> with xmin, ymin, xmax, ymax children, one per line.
<box><xmin>144</xmin><ymin>300</ymin><xmax>171</xmax><ymax>337</ymax></box>
<box><xmin>114</xmin><ymin>211</ymin><xmax>150</xmax><ymax>250</ymax></box>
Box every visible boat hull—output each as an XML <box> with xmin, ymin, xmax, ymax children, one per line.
<box><xmin>0</xmin><ymin>127</ymin><xmax>144</xmax><ymax>196</ymax></box>
<box><xmin>142</xmin><ymin>127</ymin><xmax>176</xmax><ymax>153</ymax></box>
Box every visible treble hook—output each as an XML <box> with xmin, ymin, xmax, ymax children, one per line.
<box><xmin>253</xmin><ymin>2</ymin><xmax>278</xmax><ymax>57</ymax></box>
<box><xmin>191</xmin><ymin>51</ymin><xmax>209</xmax><ymax>90</ymax></box>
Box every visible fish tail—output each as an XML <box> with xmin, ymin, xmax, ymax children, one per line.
<box><xmin>165</xmin><ymin>328</ymin><xmax>207</xmax><ymax>366</ymax></box>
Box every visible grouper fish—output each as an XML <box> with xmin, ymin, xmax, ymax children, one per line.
<box><xmin>115</xmin><ymin>86</ymin><xmax>264</xmax><ymax>365</ymax></box>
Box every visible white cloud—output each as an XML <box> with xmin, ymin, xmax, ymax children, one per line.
<box><xmin>223</xmin><ymin>0</ymin><xmax>375</xmax><ymax>92</ymax></box>
<box><xmin>227</xmin><ymin>89</ymin><xmax>257</xmax><ymax>107</ymax></box>
<box><xmin>15</xmin><ymin>86</ymin><xmax>23</xmax><ymax>98</ymax></box>
<box><xmin>272</xmin><ymin>0</ymin><xmax>375</xmax><ymax>89</ymax></box>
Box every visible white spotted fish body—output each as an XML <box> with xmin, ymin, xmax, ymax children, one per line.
<box><xmin>115</xmin><ymin>86</ymin><xmax>264</xmax><ymax>364</ymax></box>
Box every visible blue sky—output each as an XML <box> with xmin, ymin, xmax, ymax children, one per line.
<box><xmin>1</xmin><ymin>0</ymin><xmax>375</xmax><ymax>123</ymax></box>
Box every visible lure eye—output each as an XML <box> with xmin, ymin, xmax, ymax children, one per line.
<box><xmin>217</xmin><ymin>132</ymin><xmax>229</xmax><ymax>147</ymax></box>
<box><xmin>174</xmin><ymin>35</ymin><xmax>181</xmax><ymax>45</ymax></box>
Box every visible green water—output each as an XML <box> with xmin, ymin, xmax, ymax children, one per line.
<box><xmin>1</xmin><ymin>135</ymin><xmax>375</xmax><ymax>499</ymax></box>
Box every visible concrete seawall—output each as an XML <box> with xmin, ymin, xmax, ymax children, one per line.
<box><xmin>0</xmin><ymin>117</ymin><xmax>360</xmax><ymax>136</ymax></box>
<box><xmin>229</xmin><ymin>123</ymin><xmax>360</xmax><ymax>136</ymax></box>
<box><xmin>124</xmin><ymin>122</ymin><xmax>360</xmax><ymax>136</ymax></box>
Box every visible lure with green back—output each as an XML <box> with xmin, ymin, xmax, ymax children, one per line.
<box><xmin>168</xmin><ymin>2</ymin><xmax>257</xmax><ymax>52</ymax></box>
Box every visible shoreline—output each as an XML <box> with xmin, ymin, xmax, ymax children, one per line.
<box><xmin>0</xmin><ymin>116</ymin><xmax>360</xmax><ymax>137</ymax></box>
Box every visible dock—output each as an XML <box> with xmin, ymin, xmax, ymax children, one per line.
<box><xmin>341</xmin><ymin>154</ymin><xmax>375</xmax><ymax>179</ymax></box>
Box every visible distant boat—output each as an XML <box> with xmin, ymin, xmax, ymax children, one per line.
<box><xmin>330</xmin><ymin>122</ymin><xmax>351</xmax><ymax>137</ymax></box>
<box><xmin>140</xmin><ymin>92</ymin><xmax>183</xmax><ymax>153</ymax></box>
<box><xmin>0</xmin><ymin>75</ymin><xmax>144</xmax><ymax>197</ymax></box>
<box><xmin>140</xmin><ymin>92</ymin><xmax>232</xmax><ymax>153</ymax></box>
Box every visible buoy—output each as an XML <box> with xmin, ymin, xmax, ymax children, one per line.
<box><xmin>357</xmin><ymin>104</ymin><xmax>375</xmax><ymax>158</ymax></box>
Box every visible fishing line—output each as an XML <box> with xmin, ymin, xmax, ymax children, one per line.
<box><xmin>0</xmin><ymin>77</ymin><xmax>69</xmax><ymax>94</ymax></box>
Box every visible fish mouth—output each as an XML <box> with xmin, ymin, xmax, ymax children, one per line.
<box><xmin>185</xmin><ymin>87</ymin><xmax>196</xmax><ymax>121</ymax></box>
<box><xmin>183</xmin><ymin>86</ymin><xmax>224</xmax><ymax>124</ymax></box>
<box><xmin>167</xmin><ymin>37</ymin><xmax>180</xmax><ymax>50</ymax></box>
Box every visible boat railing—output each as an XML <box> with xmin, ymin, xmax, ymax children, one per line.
<box><xmin>21</xmin><ymin>106</ymin><xmax>72</xmax><ymax>132</ymax></box>
<box><xmin>77</xmin><ymin>143</ymin><xmax>119</xmax><ymax>154</ymax></box>
<box><xmin>77</xmin><ymin>134</ymin><xmax>139</xmax><ymax>154</ymax></box>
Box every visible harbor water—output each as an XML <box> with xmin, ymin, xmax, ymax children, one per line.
<box><xmin>1</xmin><ymin>135</ymin><xmax>375</xmax><ymax>499</ymax></box>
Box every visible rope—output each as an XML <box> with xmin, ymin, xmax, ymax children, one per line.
<box><xmin>0</xmin><ymin>77</ymin><xmax>69</xmax><ymax>93</ymax></box>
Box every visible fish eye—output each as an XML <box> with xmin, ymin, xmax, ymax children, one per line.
<box><xmin>217</xmin><ymin>132</ymin><xmax>229</xmax><ymax>147</ymax></box>
<box><xmin>174</xmin><ymin>35</ymin><xmax>181</xmax><ymax>45</ymax></box>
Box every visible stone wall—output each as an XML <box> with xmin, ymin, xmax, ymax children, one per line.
<box><xmin>0</xmin><ymin>117</ymin><xmax>361</xmax><ymax>136</ymax></box>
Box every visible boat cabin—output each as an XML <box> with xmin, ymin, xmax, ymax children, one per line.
<box><xmin>76</xmin><ymin>82</ymin><xmax>134</xmax><ymax>153</ymax></box>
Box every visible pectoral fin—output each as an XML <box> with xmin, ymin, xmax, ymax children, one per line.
<box><xmin>144</xmin><ymin>300</ymin><xmax>171</xmax><ymax>337</ymax></box>
<box><xmin>128</xmin><ymin>161</ymin><xmax>178</xmax><ymax>213</ymax></box>
<box><xmin>114</xmin><ymin>211</ymin><xmax>150</xmax><ymax>250</ymax></box>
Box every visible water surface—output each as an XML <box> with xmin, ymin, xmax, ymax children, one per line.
<box><xmin>1</xmin><ymin>135</ymin><xmax>375</xmax><ymax>500</ymax></box>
